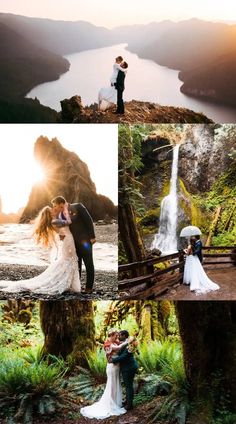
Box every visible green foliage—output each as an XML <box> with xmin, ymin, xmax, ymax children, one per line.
<box><xmin>85</xmin><ymin>348</ymin><xmax>107</xmax><ymax>381</ymax></box>
<box><xmin>0</xmin><ymin>318</ymin><xmax>43</xmax><ymax>351</ymax></box>
<box><xmin>0</xmin><ymin>357</ymin><xmax>65</xmax><ymax>424</ymax></box>
<box><xmin>211</xmin><ymin>415</ymin><xmax>236</xmax><ymax>424</ymax></box>
<box><xmin>139</xmin><ymin>340</ymin><xmax>182</xmax><ymax>374</ymax></box>
<box><xmin>134</xmin><ymin>374</ymin><xmax>172</xmax><ymax>407</ymax></box>
<box><xmin>67</xmin><ymin>366</ymin><xmax>105</xmax><ymax>403</ymax></box>
<box><xmin>138</xmin><ymin>340</ymin><xmax>189</xmax><ymax>424</ymax></box>
<box><xmin>119</xmin><ymin>124</ymin><xmax>150</xmax><ymax>210</ymax></box>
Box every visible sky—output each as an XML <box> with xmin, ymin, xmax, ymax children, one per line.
<box><xmin>0</xmin><ymin>0</ymin><xmax>235</xmax><ymax>28</ymax></box>
<box><xmin>0</xmin><ymin>124</ymin><xmax>118</xmax><ymax>213</ymax></box>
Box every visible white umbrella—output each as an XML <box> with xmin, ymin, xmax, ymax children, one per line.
<box><xmin>180</xmin><ymin>226</ymin><xmax>202</xmax><ymax>237</ymax></box>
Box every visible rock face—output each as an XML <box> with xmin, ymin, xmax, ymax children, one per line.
<box><xmin>20</xmin><ymin>137</ymin><xmax>117</xmax><ymax>223</ymax></box>
<box><xmin>140</xmin><ymin>124</ymin><xmax>236</xmax><ymax>200</ymax></box>
<box><xmin>179</xmin><ymin>124</ymin><xmax>236</xmax><ymax>193</ymax></box>
<box><xmin>138</xmin><ymin>125</ymin><xmax>236</xmax><ymax>245</ymax></box>
<box><xmin>58</xmin><ymin>95</ymin><xmax>213</xmax><ymax>124</ymax></box>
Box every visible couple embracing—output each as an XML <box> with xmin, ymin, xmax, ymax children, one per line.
<box><xmin>183</xmin><ymin>235</ymin><xmax>220</xmax><ymax>294</ymax></box>
<box><xmin>81</xmin><ymin>329</ymin><xmax>138</xmax><ymax>419</ymax></box>
<box><xmin>98</xmin><ymin>56</ymin><xmax>128</xmax><ymax>114</ymax></box>
<box><xmin>0</xmin><ymin>196</ymin><xmax>96</xmax><ymax>294</ymax></box>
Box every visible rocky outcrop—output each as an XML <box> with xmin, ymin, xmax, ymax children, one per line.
<box><xmin>20</xmin><ymin>136</ymin><xmax>117</xmax><ymax>223</ymax></box>
<box><xmin>179</xmin><ymin>124</ymin><xmax>236</xmax><ymax>193</ymax></box>
<box><xmin>58</xmin><ymin>95</ymin><xmax>213</xmax><ymax>124</ymax></box>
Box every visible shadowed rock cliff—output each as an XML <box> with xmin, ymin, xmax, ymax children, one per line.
<box><xmin>58</xmin><ymin>96</ymin><xmax>213</xmax><ymax>124</ymax></box>
<box><xmin>20</xmin><ymin>137</ymin><xmax>117</xmax><ymax>223</ymax></box>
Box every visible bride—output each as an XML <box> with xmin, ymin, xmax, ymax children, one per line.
<box><xmin>80</xmin><ymin>329</ymin><xmax>130</xmax><ymax>419</ymax></box>
<box><xmin>98</xmin><ymin>58</ymin><xmax>127</xmax><ymax>111</ymax></box>
<box><xmin>183</xmin><ymin>237</ymin><xmax>220</xmax><ymax>294</ymax></box>
<box><xmin>0</xmin><ymin>205</ymin><xmax>81</xmax><ymax>294</ymax></box>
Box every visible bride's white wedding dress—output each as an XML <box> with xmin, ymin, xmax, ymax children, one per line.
<box><xmin>0</xmin><ymin>227</ymin><xmax>81</xmax><ymax>294</ymax></box>
<box><xmin>98</xmin><ymin>86</ymin><xmax>117</xmax><ymax>111</ymax></box>
<box><xmin>183</xmin><ymin>254</ymin><xmax>220</xmax><ymax>294</ymax></box>
<box><xmin>80</xmin><ymin>362</ymin><xmax>126</xmax><ymax>419</ymax></box>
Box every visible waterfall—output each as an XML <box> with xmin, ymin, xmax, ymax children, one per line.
<box><xmin>151</xmin><ymin>144</ymin><xmax>180</xmax><ymax>254</ymax></box>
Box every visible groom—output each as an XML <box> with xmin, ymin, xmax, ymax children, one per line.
<box><xmin>193</xmin><ymin>235</ymin><xmax>203</xmax><ymax>263</ymax></box>
<box><xmin>112</xmin><ymin>330</ymin><xmax>138</xmax><ymax>411</ymax></box>
<box><xmin>114</xmin><ymin>62</ymin><xmax>128</xmax><ymax>115</ymax></box>
<box><xmin>51</xmin><ymin>196</ymin><xmax>96</xmax><ymax>293</ymax></box>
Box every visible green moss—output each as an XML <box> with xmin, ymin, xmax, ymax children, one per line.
<box><xmin>179</xmin><ymin>178</ymin><xmax>209</xmax><ymax>231</ymax></box>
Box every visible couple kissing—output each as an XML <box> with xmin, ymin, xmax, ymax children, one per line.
<box><xmin>98</xmin><ymin>55</ymin><xmax>128</xmax><ymax>114</ymax></box>
<box><xmin>0</xmin><ymin>196</ymin><xmax>96</xmax><ymax>295</ymax></box>
<box><xmin>81</xmin><ymin>329</ymin><xmax>138</xmax><ymax>419</ymax></box>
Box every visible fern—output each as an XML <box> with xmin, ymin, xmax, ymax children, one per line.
<box><xmin>85</xmin><ymin>348</ymin><xmax>107</xmax><ymax>382</ymax></box>
<box><xmin>0</xmin><ymin>357</ymin><xmax>65</xmax><ymax>424</ymax></box>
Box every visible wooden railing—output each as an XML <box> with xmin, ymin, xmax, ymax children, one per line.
<box><xmin>118</xmin><ymin>251</ymin><xmax>184</xmax><ymax>296</ymax></box>
<box><xmin>118</xmin><ymin>245</ymin><xmax>236</xmax><ymax>297</ymax></box>
<box><xmin>202</xmin><ymin>246</ymin><xmax>236</xmax><ymax>266</ymax></box>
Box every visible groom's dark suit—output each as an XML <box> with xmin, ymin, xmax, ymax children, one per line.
<box><xmin>112</xmin><ymin>345</ymin><xmax>138</xmax><ymax>409</ymax></box>
<box><xmin>193</xmin><ymin>239</ymin><xmax>203</xmax><ymax>263</ymax></box>
<box><xmin>115</xmin><ymin>70</ymin><xmax>126</xmax><ymax>114</ymax></box>
<box><xmin>68</xmin><ymin>203</ymin><xmax>95</xmax><ymax>290</ymax></box>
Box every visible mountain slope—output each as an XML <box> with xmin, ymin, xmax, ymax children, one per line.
<box><xmin>125</xmin><ymin>19</ymin><xmax>236</xmax><ymax>107</ymax></box>
<box><xmin>179</xmin><ymin>51</ymin><xmax>236</xmax><ymax>106</ymax></box>
<box><xmin>0</xmin><ymin>13</ymin><xmax>113</xmax><ymax>55</ymax></box>
<box><xmin>0</xmin><ymin>22</ymin><xmax>69</xmax><ymax>99</ymax></box>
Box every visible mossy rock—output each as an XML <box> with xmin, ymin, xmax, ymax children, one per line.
<box><xmin>139</xmin><ymin>208</ymin><xmax>160</xmax><ymax>227</ymax></box>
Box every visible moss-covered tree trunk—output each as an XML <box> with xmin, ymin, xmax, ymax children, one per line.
<box><xmin>119</xmin><ymin>125</ymin><xmax>146</xmax><ymax>273</ymax></box>
<box><xmin>119</xmin><ymin>203</ymin><xmax>146</xmax><ymax>264</ymax></box>
<box><xmin>136</xmin><ymin>301</ymin><xmax>171</xmax><ymax>343</ymax></box>
<box><xmin>40</xmin><ymin>300</ymin><xmax>95</xmax><ymax>367</ymax></box>
<box><xmin>176</xmin><ymin>301</ymin><xmax>236</xmax><ymax>420</ymax></box>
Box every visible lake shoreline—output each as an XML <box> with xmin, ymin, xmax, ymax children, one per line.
<box><xmin>25</xmin><ymin>43</ymin><xmax>236</xmax><ymax>122</ymax></box>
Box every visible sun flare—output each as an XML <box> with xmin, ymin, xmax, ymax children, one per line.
<box><xmin>32</xmin><ymin>162</ymin><xmax>45</xmax><ymax>185</ymax></box>
<box><xmin>0</xmin><ymin>157</ymin><xmax>45</xmax><ymax>214</ymax></box>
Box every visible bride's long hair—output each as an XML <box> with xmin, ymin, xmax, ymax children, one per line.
<box><xmin>33</xmin><ymin>206</ymin><xmax>56</xmax><ymax>248</ymax></box>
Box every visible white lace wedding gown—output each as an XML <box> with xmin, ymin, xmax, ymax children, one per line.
<box><xmin>0</xmin><ymin>227</ymin><xmax>81</xmax><ymax>294</ymax></box>
<box><xmin>183</xmin><ymin>255</ymin><xmax>220</xmax><ymax>294</ymax></box>
<box><xmin>80</xmin><ymin>362</ymin><xmax>126</xmax><ymax>419</ymax></box>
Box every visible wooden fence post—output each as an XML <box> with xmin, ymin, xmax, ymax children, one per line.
<box><xmin>178</xmin><ymin>249</ymin><xmax>184</xmax><ymax>282</ymax></box>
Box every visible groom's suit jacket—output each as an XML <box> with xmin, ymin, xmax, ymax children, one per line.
<box><xmin>193</xmin><ymin>240</ymin><xmax>203</xmax><ymax>263</ymax></box>
<box><xmin>112</xmin><ymin>345</ymin><xmax>138</xmax><ymax>373</ymax></box>
<box><xmin>68</xmin><ymin>203</ymin><xmax>95</xmax><ymax>245</ymax></box>
<box><xmin>115</xmin><ymin>70</ymin><xmax>126</xmax><ymax>91</ymax></box>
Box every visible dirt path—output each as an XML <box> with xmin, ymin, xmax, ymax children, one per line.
<box><xmin>158</xmin><ymin>267</ymin><xmax>236</xmax><ymax>300</ymax></box>
<box><xmin>33</xmin><ymin>401</ymin><xmax>156</xmax><ymax>424</ymax></box>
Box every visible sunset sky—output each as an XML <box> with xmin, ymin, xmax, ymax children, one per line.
<box><xmin>0</xmin><ymin>124</ymin><xmax>118</xmax><ymax>214</ymax></box>
<box><xmin>0</xmin><ymin>0</ymin><xmax>235</xmax><ymax>27</ymax></box>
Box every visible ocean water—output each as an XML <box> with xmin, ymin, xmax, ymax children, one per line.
<box><xmin>0</xmin><ymin>224</ymin><xmax>117</xmax><ymax>271</ymax></box>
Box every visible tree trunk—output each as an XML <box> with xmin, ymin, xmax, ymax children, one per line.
<box><xmin>119</xmin><ymin>125</ymin><xmax>147</xmax><ymax>276</ymax></box>
<box><xmin>176</xmin><ymin>301</ymin><xmax>236</xmax><ymax>420</ymax></box>
<box><xmin>136</xmin><ymin>301</ymin><xmax>171</xmax><ymax>342</ymax></box>
<box><xmin>205</xmin><ymin>206</ymin><xmax>221</xmax><ymax>246</ymax></box>
<box><xmin>40</xmin><ymin>300</ymin><xmax>95</xmax><ymax>367</ymax></box>
<box><xmin>119</xmin><ymin>203</ymin><xmax>146</xmax><ymax>265</ymax></box>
